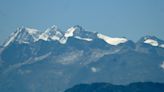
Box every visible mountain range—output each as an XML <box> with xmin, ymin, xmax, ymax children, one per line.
<box><xmin>0</xmin><ymin>25</ymin><xmax>164</xmax><ymax>92</ymax></box>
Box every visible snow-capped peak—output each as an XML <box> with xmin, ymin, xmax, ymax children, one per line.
<box><xmin>4</xmin><ymin>25</ymin><xmax>130</xmax><ymax>46</ymax></box>
<box><xmin>3</xmin><ymin>27</ymin><xmax>41</xmax><ymax>47</ymax></box>
<box><xmin>97</xmin><ymin>33</ymin><xmax>128</xmax><ymax>45</ymax></box>
<box><xmin>64</xmin><ymin>25</ymin><xmax>83</xmax><ymax>37</ymax></box>
<box><xmin>144</xmin><ymin>40</ymin><xmax>164</xmax><ymax>48</ymax></box>
<box><xmin>144</xmin><ymin>39</ymin><xmax>159</xmax><ymax>46</ymax></box>
<box><xmin>24</xmin><ymin>27</ymin><xmax>39</xmax><ymax>35</ymax></box>
<box><xmin>3</xmin><ymin>28</ymin><xmax>20</xmax><ymax>47</ymax></box>
<box><xmin>39</xmin><ymin>25</ymin><xmax>64</xmax><ymax>41</ymax></box>
<box><xmin>138</xmin><ymin>36</ymin><xmax>164</xmax><ymax>48</ymax></box>
<box><xmin>142</xmin><ymin>36</ymin><xmax>162</xmax><ymax>47</ymax></box>
<box><xmin>65</xmin><ymin>27</ymin><xmax>76</xmax><ymax>38</ymax></box>
<box><xmin>4</xmin><ymin>25</ymin><xmax>164</xmax><ymax>49</ymax></box>
<box><xmin>65</xmin><ymin>25</ymin><xmax>87</xmax><ymax>37</ymax></box>
<box><xmin>65</xmin><ymin>25</ymin><xmax>97</xmax><ymax>42</ymax></box>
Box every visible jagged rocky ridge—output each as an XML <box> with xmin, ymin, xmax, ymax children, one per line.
<box><xmin>3</xmin><ymin>25</ymin><xmax>130</xmax><ymax>47</ymax></box>
<box><xmin>0</xmin><ymin>25</ymin><xmax>164</xmax><ymax>92</ymax></box>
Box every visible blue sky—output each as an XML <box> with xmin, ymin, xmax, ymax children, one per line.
<box><xmin>0</xmin><ymin>0</ymin><xmax>164</xmax><ymax>44</ymax></box>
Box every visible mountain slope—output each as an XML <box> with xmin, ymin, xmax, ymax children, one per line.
<box><xmin>0</xmin><ymin>25</ymin><xmax>164</xmax><ymax>92</ymax></box>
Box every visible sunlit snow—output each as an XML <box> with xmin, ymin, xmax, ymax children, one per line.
<box><xmin>65</xmin><ymin>27</ymin><xmax>76</xmax><ymax>37</ymax></box>
<box><xmin>97</xmin><ymin>33</ymin><xmax>128</xmax><ymax>45</ymax></box>
<box><xmin>25</xmin><ymin>28</ymin><xmax>39</xmax><ymax>35</ymax></box>
<box><xmin>159</xmin><ymin>44</ymin><xmax>164</xmax><ymax>48</ymax></box>
<box><xmin>74</xmin><ymin>36</ymin><xmax>93</xmax><ymax>41</ymax></box>
<box><xmin>144</xmin><ymin>39</ymin><xmax>159</xmax><ymax>46</ymax></box>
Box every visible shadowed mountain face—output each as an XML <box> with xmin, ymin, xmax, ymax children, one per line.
<box><xmin>64</xmin><ymin>82</ymin><xmax>164</xmax><ymax>92</ymax></box>
<box><xmin>0</xmin><ymin>25</ymin><xmax>164</xmax><ymax>92</ymax></box>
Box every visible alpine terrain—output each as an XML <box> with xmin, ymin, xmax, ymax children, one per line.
<box><xmin>0</xmin><ymin>25</ymin><xmax>164</xmax><ymax>92</ymax></box>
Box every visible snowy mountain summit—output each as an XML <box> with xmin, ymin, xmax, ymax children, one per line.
<box><xmin>4</xmin><ymin>27</ymin><xmax>41</xmax><ymax>47</ymax></box>
<box><xmin>137</xmin><ymin>36</ymin><xmax>164</xmax><ymax>48</ymax></box>
<box><xmin>3</xmin><ymin>25</ymin><xmax>129</xmax><ymax>47</ymax></box>
<box><xmin>1</xmin><ymin>25</ymin><xmax>164</xmax><ymax>92</ymax></box>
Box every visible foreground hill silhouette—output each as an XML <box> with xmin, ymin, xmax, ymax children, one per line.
<box><xmin>65</xmin><ymin>82</ymin><xmax>164</xmax><ymax>92</ymax></box>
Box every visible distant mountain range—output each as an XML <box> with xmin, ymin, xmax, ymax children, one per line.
<box><xmin>0</xmin><ymin>25</ymin><xmax>164</xmax><ymax>92</ymax></box>
<box><xmin>65</xmin><ymin>82</ymin><xmax>164</xmax><ymax>92</ymax></box>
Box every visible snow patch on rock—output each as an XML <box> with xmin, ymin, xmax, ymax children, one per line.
<box><xmin>91</xmin><ymin>67</ymin><xmax>97</xmax><ymax>72</ymax></box>
<box><xmin>65</xmin><ymin>27</ymin><xmax>76</xmax><ymax>38</ymax></box>
<box><xmin>97</xmin><ymin>33</ymin><xmax>128</xmax><ymax>45</ymax></box>
<box><xmin>144</xmin><ymin>39</ymin><xmax>159</xmax><ymax>46</ymax></box>
<box><xmin>74</xmin><ymin>36</ymin><xmax>93</xmax><ymax>41</ymax></box>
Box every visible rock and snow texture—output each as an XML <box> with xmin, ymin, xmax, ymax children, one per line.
<box><xmin>3</xmin><ymin>25</ymin><xmax>130</xmax><ymax>47</ymax></box>
<box><xmin>4</xmin><ymin>52</ymin><xmax>51</xmax><ymax>73</ymax></box>
<box><xmin>45</xmin><ymin>26</ymin><xmax>63</xmax><ymax>40</ymax></box>
<box><xmin>4</xmin><ymin>29</ymin><xmax>20</xmax><ymax>47</ymax></box>
<box><xmin>4</xmin><ymin>27</ymin><xmax>41</xmax><ymax>47</ymax></box>
<box><xmin>38</xmin><ymin>25</ymin><xmax>67</xmax><ymax>44</ymax></box>
<box><xmin>97</xmin><ymin>33</ymin><xmax>128</xmax><ymax>45</ymax></box>
<box><xmin>56</xmin><ymin>50</ymin><xmax>84</xmax><ymax>65</ymax></box>
<box><xmin>160</xmin><ymin>44</ymin><xmax>164</xmax><ymax>48</ymax></box>
<box><xmin>1</xmin><ymin>25</ymin><xmax>164</xmax><ymax>92</ymax></box>
<box><xmin>144</xmin><ymin>39</ymin><xmax>159</xmax><ymax>46</ymax></box>
<box><xmin>65</xmin><ymin>27</ymin><xmax>76</xmax><ymax>38</ymax></box>
<box><xmin>142</xmin><ymin>36</ymin><xmax>164</xmax><ymax>48</ymax></box>
<box><xmin>160</xmin><ymin>61</ymin><xmax>164</xmax><ymax>69</ymax></box>
<box><xmin>4</xmin><ymin>25</ymin><xmax>164</xmax><ymax>48</ymax></box>
<box><xmin>65</xmin><ymin>25</ymin><xmax>96</xmax><ymax>42</ymax></box>
<box><xmin>74</xmin><ymin>36</ymin><xmax>93</xmax><ymax>41</ymax></box>
<box><xmin>91</xmin><ymin>67</ymin><xmax>97</xmax><ymax>72</ymax></box>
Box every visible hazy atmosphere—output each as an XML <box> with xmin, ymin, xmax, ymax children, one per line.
<box><xmin>0</xmin><ymin>0</ymin><xmax>164</xmax><ymax>43</ymax></box>
<box><xmin>1</xmin><ymin>1</ymin><xmax>164</xmax><ymax>92</ymax></box>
